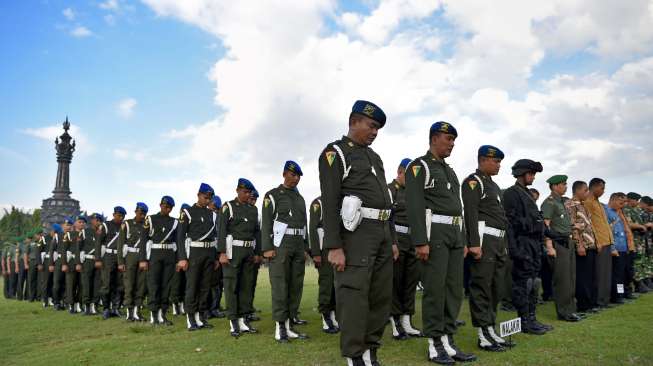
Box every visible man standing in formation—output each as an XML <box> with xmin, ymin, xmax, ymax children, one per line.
<box><xmin>388</xmin><ymin>158</ymin><xmax>422</xmax><ymax>340</ymax></box>
<box><xmin>218</xmin><ymin>179</ymin><xmax>261</xmax><ymax>337</ymax></box>
<box><xmin>118</xmin><ymin>202</ymin><xmax>148</xmax><ymax>321</ymax></box>
<box><xmin>262</xmin><ymin>161</ymin><xmax>309</xmax><ymax>343</ymax></box>
<box><xmin>319</xmin><ymin>100</ymin><xmax>394</xmax><ymax>366</ymax></box>
<box><xmin>97</xmin><ymin>206</ymin><xmax>126</xmax><ymax>319</ymax></box>
<box><xmin>140</xmin><ymin>196</ymin><xmax>178</xmax><ymax>325</ymax></box>
<box><xmin>406</xmin><ymin>121</ymin><xmax>476</xmax><ymax>364</ymax></box>
<box><xmin>462</xmin><ymin>145</ymin><xmax>514</xmax><ymax>352</ymax></box>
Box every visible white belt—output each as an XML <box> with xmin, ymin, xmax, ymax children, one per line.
<box><xmin>126</xmin><ymin>247</ymin><xmax>140</xmax><ymax>253</ymax></box>
<box><xmin>105</xmin><ymin>248</ymin><xmax>118</xmax><ymax>254</ymax></box>
<box><xmin>431</xmin><ymin>214</ymin><xmax>463</xmax><ymax>226</ymax></box>
<box><xmin>395</xmin><ymin>224</ymin><xmax>410</xmax><ymax>234</ymax></box>
<box><xmin>190</xmin><ymin>241</ymin><xmax>217</xmax><ymax>249</ymax></box>
<box><xmin>483</xmin><ymin>226</ymin><xmax>506</xmax><ymax>238</ymax></box>
<box><xmin>285</xmin><ymin>228</ymin><xmax>306</xmax><ymax>236</ymax></box>
<box><xmin>44</xmin><ymin>254</ymin><xmax>51</xmax><ymax>259</ymax></box>
<box><xmin>151</xmin><ymin>243</ymin><xmax>175</xmax><ymax>250</ymax></box>
<box><xmin>232</xmin><ymin>240</ymin><xmax>255</xmax><ymax>248</ymax></box>
<box><xmin>360</xmin><ymin>207</ymin><xmax>391</xmax><ymax>221</ymax></box>
<box><xmin>83</xmin><ymin>254</ymin><xmax>95</xmax><ymax>260</ymax></box>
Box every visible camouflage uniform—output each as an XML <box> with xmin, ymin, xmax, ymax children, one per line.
<box><xmin>624</xmin><ymin>206</ymin><xmax>653</xmax><ymax>282</ymax></box>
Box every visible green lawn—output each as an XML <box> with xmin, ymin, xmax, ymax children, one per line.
<box><xmin>1</xmin><ymin>269</ymin><xmax>652</xmax><ymax>366</ymax></box>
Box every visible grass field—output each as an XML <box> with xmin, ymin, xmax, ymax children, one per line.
<box><xmin>1</xmin><ymin>268</ymin><xmax>652</xmax><ymax>366</ymax></box>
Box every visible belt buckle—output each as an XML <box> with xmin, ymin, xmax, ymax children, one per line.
<box><xmin>452</xmin><ymin>217</ymin><xmax>460</xmax><ymax>226</ymax></box>
<box><xmin>379</xmin><ymin>210</ymin><xmax>389</xmax><ymax>221</ymax></box>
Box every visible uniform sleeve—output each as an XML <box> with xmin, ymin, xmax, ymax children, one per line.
<box><xmin>261</xmin><ymin>192</ymin><xmax>275</xmax><ymax>252</ymax></box>
<box><xmin>139</xmin><ymin>217</ymin><xmax>151</xmax><ymax>262</ymax></box>
<box><xmin>176</xmin><ymin>212</ymin><xmax>189</xmax><ymax>261</ymax></box>
<box><xmin>74</xmin><ymin>234</ymin><xmax>82</xmax><ymax>265</ymax></box>
<box><xmin>217</xmin><ymin>205</ymin><xmax>230</xmax><ymax>254</ymax></box>
<box><xmin>308</xmin><ymin>200</ymin><xmax>321</xmax><ymax>256</ymax></box>
<box><xmin>117</xmin><ymin>223</ymin><xmax>127</xmax><ymax>266</ymax></box>
<box><xmin>95</xmin><ymin>226</ymin><xmax>105</xmax><ymax>259</ymax></box>
<box><xmin>388</xmin><ymin>184</ymin><xmax>399</xmax><ymax>245</ymax></box>
<box><xmin>462</xmin><ymin>177</ymin><xmax>482</xmax><ymax>247</ymax></box>
<box><xmin>541</xmin><ymin>200</ymin><xmax>555</xmax><ymax>220</ymax></box>
<box><xmin>318</xmin><ymin>145</ymin><xmax>344</xmax><ymax>250</ymax></box>
<box><xmin>405</xmin><ymin>161</ymin><xmax>428</xmax><ymax>246</ymax></box>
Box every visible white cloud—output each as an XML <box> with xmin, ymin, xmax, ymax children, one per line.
<box><xmin>138</xmin><ymin>0</ymin><xmax>653</xmax><ymax>203</ymax></box>
<box><xmin>21</xmin><ymin>121</ymin><xmax>93</xmax><ymax>154</ymax></box>
<box><xmin>99</xmin><ymin>0</ymin><xmax>120</xmax><ymax>11</ymax></box>
<box><xmin>70</xmin><ymin>26</ymin><xmax>92</xmax><ymax>38</ymax></box>
<box><xmin>117</xmin><ymin>98</ymin><xmax>137</xmax><ymax>118</ymax></box>
<box><xmin>62</xmin><ymin>8</ymin><xmax>75</xmax><ymax>21</ymax></box>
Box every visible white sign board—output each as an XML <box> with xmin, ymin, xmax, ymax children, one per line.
<box><xmin>617</xmin><ymin>284</ymin><xmax>624</xmax><ymax>294</ymax></box>
<box><xmin>500</xmin><ymin>317</ymin><xmax>522</xmax><ymax>337</ymax></box>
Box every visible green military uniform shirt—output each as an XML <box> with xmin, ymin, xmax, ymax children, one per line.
<box><xmin>118</xmin><ymin>219</ymin><xmax>145</xmax><ymax>266</ymax></box>
<box><xmin>217</xmin><ymin>200</ymin><xmax>261</xmax><ymax>255</ymax></box>
<box><xmin>318</xmin><ymin>135</ymin><xmax>393</xmax><ymax>250</ymax></box>
<box><xmin>261</xmin><ymin>185</ymin><xmax>309</xmax><ymax>252</ymax></box>
<box><xmin>388</xmin><ymin>179</ymin><xmax>408</xmax><ymax>226</ymax></box>
<box><xmin>461</xmin><ymin>170</ymin><xmax>508</xmax><ymax>248</ymax></box>
<box><xmin>541</xmin><ymin>193</ymin><xmax>572</xmax><ymax>237</ymax></box>
<box><xmin>61</xmin><ymin>231</ymin><xmax>79</xmax><ymax>267</ymax></box>
<box><xmin>308</xmin><ymin>197</ymin><xmax>324</xmax><ymax>257</ymax></box>
<box><xmin>405</xmin><ymin>151</ymin><xmax>462</xmax><ymax>246</ymax></box>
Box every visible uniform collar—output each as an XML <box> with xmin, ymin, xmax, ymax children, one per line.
<box><xmin>342</xmin><ymin>135</ymin><xmax>364</xmax><ymax>148</ymax></box>
<box><xmin>475</xmin><ymin>169</ymin><xmax>491</xmax><ymax>180</ymax></box>
<box><xmin>549</xmin><ymin>192</ymin><xmax>563</xmax><ymax>202</ymax></box>
<box><xmin>426</xmin><ymin>150</ymin><xmax>444</xmax><ymax>162</ymax></box>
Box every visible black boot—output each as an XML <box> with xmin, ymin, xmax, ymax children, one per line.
<box><xmin>230</xmin><ymin>319</ymin><xmax>240</xmax><ymax>337</ymax></box>
<box><xmin>125</xmin><ymin>307</ymin><xmax>134</xmax><ymax>322</ymax></box>
<box><xmin>291</xmin><ymin>316</ymin><xmax>307</xmax><ymax>325</ymax></box>
<box><xmin>84</xmin><ymin>303</ymin><xmax>92</xmax><ymax>316</ymax></box>
<box><xmin>159</xmin><ymin>309</ymin><xmax>173</xmax><ymax>326</ymax></box>
<box><xmin>275</xmin><ymin>321</ymin><xmax>289</xmax><ymax>343</ymax></box>
<box><xmin>370</xmin><ymin>348</ymin><xmax>382</xmax><ymax>366</ymax></box>
<box><xmin>391</xmin><ymin>315</ymin><xmax>409</xmax><ymax>340</ymax></box>
<box><xmin>521</xmin><ymin>317</ymin><xmax>546</xmax><ymax>335</ymax></box>
<box><xmin>102</xmin><ymin>309</ymin><xmax>111</xmax><ymax>320</ymax></box>
<box><xmin>428</xmin><ymin>338</ymin><xmax>455</xmax><ymax>365</ymax></box>
<box><xmin>321</xmin><ymin>312</ymin><xmax>338</xmax><ymax>334</ymax></box>
<box><xmin>477</xmin><ymin>328</ymin><xmax>506</xmax><ymax>352</ymax></box>
<box><xmin>531</xmin><ymin>314</ymin><xmax>553</xmax><ymax>331</ymax></box>
<box><xmin>200</xmin><ymin>312</ymin><xmax>213</xmax><ymax>329</ymax></box>
<box><xmin>445</xmin><ymin>335</ymin><xmax>477</xmax><ymax>362</ymax></box>
<box><xmin>186</xmin><ymin>314</ymin><xmax>200</xmax><ymax>331</ymax></box>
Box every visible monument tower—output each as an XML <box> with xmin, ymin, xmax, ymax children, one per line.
<box><xmin>41</xmin><ymin>117</ymin><xmax>80</xmax><ymax>228</ymax></box>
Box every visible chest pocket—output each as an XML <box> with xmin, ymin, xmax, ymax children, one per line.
<box><xmin>348</xmin><ymin>153</ymin><xmax>375</xmax><ymax>178</ymax></box>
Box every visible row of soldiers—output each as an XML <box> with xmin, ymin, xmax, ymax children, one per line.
<box><xmin>3</xmin><ymin>99</ymin><xmax>653</xmax><ymax>366</ymax></box>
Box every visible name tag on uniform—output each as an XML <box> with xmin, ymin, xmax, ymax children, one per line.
<box><xmin>617</xmin><ymin>284</ymin><xmax>624</xmax><ymax>294</ymax></box>
<box><xmin>447</xmin><ymin>182</ymin><xmax>451</xmax><ymax>190</ymax></box>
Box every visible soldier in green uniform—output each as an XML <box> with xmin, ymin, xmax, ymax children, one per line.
<box><xmin>118</xmin><ymin>202</ymin><xmax>148</xmax><ymax>321</ymax></box>
<box><xmin>139</xmin><ymin>196</ymin><xmax>178</xmax><ymax>325</ymax></box>
<box><xmin>97</xmin><ymin>206</ymin><xmax>126</xmax><ymax>319</ymax></box>
<box><xmin>2</xmin><ymin>243</ymin><xmax>12</xmax><ymax>299</ymax></box>
<box><xmin>78</xmin><ymin>215</ymin><xmax>99</xmax><ymax>315</ymax></box>
<box><xmin>246</xmin><ymin>189</ymin><xmax>263</xmax><ymax>323</ymax></box>
<box><xmin>208</xmin><ymin>195</ymin><xmax>226</xmax><ymax>319</ymax></box>
<box><xmin>462</xmin><ymin>145</ymin><xmax>514</xmax><ymax>352</ymax></box>
<box><xmin>61</xmin><ymin>217</ymin><xmax>82</xmax><ymax>313</ymax></box>
<box><xmin>177</xmin><ymin>183</ymin><xmax>220</xmax><ymax>331</ymax></box>
<box><xmin>541</xmin><ymin>175</ymin><xmax>581</xmax><ymax>322</ymax></box>
<box><xmin>89</xmin><ymin>214</ymin><xmax>105</xmax><ymax>312</ymax></box>
<box><xmin>640</xmin><ymin>197</ymin><xmax>653</xmax><ymax>287</ymax></box>
<box><xmin>26</xmin><ymin>232</ymin><xmax>43</xmax><ymax>302</ymax></box>
<box><xmin>262</xmin><ymin>161</ymin><xmax>310</xmax><ymax>342</ymax></box>
<box><xmin>16</xmin><ymin>237</ymin><xmax>28</xmax><ymax>301</ymax></box>
<box><xmin>318</xmin><ymin>100</ymin><xmax>394</xmax><ymax>365</ymax></box>
<box><xmin>48</xmin><ymin>223</ymin><xmax>65</xmax><ymax>310</ymax></box>
<box><xmin>309</xmin><ymin>196</ymin><xmax>339</xmax><ymax>334</ymax></box>
<box><xmin>388</xmin><ymin>157</ymin><xmax>422</xmax><ymax>340</ymax></box>
<box><xmin>623</xmin><ymin>193</ymin><xmax>651</xmax><ymax>293</ymax></box>
<box><xmin>41</xmin><ymin>227</ymin><xmax>56</xmax><ymax>307</ymax></box>
<box><xmin>170</xmin><ymin>203</ymin><xmax>191</xmax><ymax>316</ymax></box>
<box><xmin>218</xmin><ymin>178</ymin><xmax>261</xmax><ymax>337</ymax></box>
<box><xmin>405</xmin><ymin>121</ymin><xmax>476</xmax><ymax>364</ymax></box>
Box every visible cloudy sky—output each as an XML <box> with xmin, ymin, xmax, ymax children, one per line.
<box><xmin>1</xmin><ymin>0</ymin><xmax>652</xmax><ymax>217</ymax></box>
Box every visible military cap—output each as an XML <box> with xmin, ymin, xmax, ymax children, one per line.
<box><xmin>351</xmin><ymin>100</ymin><xmax>386</xmax><ymax>127</ymax></box>
<box><xmin>252</xmin><ymin>189</ymin><xmax>259</xmax><ymax>198</ymax></box>
<box><xmin>52</xmin><ymin>223</ymin><xmax>63</xmax><ymax>234</ymax></box>
<box><xmin>181</xmin><ymin>203</ymin><xmax>191</xmax><ymax>211</ymax></box>
<box><xmin>399</xmin><ymin>158</ymin><xmax>411</xmax><ymax>170</ymax></box>
<box><xmin>626</xmin><ymin>192</ymin><xmax>641</xmax><ymax>200</ymax></box>
<box><xmin>90</xmin><ymin>213</ymin><xmax>104</xmax><ymax>222</ymax></box>
<box><xmin>511</xmin><ymin>159</ymin><xmax>543</xmax><ymax>177</ymax></box>
<box><xmin>63</xmin><ymin>217</ymin><xmax>74</xmax><ymax>225</ymax></box>
<box><xmin>284</xmin><ymin>160</ymin><xmax>303</xmax><ymax>176</ymax></box>
<box><xmin>76</xmin><ymin>215</ymin><xmax>88</xmax><ymax>223</ymax></box>
<box><xmin>161</xmin><ymin>195</ymin><xmax>175</xmax><ymax>207</ymax></box>
<box><xmin>430</xmin><ymin>121</ymin><xmax>457</xmax><ymax>137</ymax></box>
<box><xmin>114</xmin><ymin>206</ymin><xmax>127</xmax><ymax>215</ymax></box>
<box><xmin>237</xmin><ymin>178</ymin><xmax>255</xmax><ymax>191</ymax></box>
<box><xmin>546</xmin><ymin>175</ymin><xmax>568</xmax><ymax>185</ymax></box>
<box><xmin>478</xmin><ymin>145</ymin><xmax>504</xmax><ymax>159</ymax></box>
<box><xmin>213</xmin><ymin>195</ymin><xmax>222</xmax><ymax>209</ymax></box>
<box><xmin>198</xmin><ymin>183</ymin><xmax>214</xmax><ymax>196</ymax></box>
<box><xmin>136</xmin><ymin>202</ymin><xmax>149</xmax><ymax>213</ymax></box>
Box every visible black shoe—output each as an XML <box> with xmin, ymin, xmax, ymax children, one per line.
<box><xmin>246</xmin><ymin>313</ymin><xmax>261</xmax><ymax>322</ymax></box>
<box><xmin>200</xmin><ymin>313</ymin><xmax>213</xmax><ymax>329</ymax></box>
<box><xmin>291</xmin><ymin>316</ymin><xmax>307</xmax><ymax>326</ymax></box>
<box><xmin>134</xmin><ymin>308</ymin><xmax>146</xmax><ymax>322</ymax></box>
<box><xmin>447</xmin><ymin>335</ymin><xmax>477</xmax><ymax>362</ymax></box>
<box><xmin>111</xmin><ymin>308</ymin><xmax>122</xmax><ymax>318</ymax></box>
<box><xmin>625</xmin><ymin>293</ymin><xmax>638</xmax><ymax>300</ymax></box>
<box><xmin>455</xmin><ymin>319</ymin><xmax>466</xmax><ymax>327</ymax></box>
<box><xmin>186</xmin><ymin>314</ymin><xmax>200</xmax><ymax>331</ymax></box>
<box><xmin>636</xmin><ymin>281</ymin><xmax>650</xmax><ymax>293</ymax></box>
<box><xmin>159</xmin><ymin>310</ymin><xmax>173</xmax><ymax>326</ymax></box>
<box><xmin>84</xmin><ymin>304</ymin><xmax>92</xmax><ymax>316</ymax></box>
<box><xmin>125</xmin><ymin>308</ymin><xmax>135</xmax><ymax>322</ymax></box>
<box><xmin>230</xmin><ymin>319</ymin><xmax>240</xmax><ymax>337</ymax></box>
<box><xmin>521</xmin><ymin>320</ymin><xmax>546</xmax><ymax>335</ymax></box>
<box><xmin>369</xmin><ymin>348</ymin><xmax>382</xmax><ymax>366</ymax></box>
<box><xmin>611</xmin><ymin>298</ymin><xmax>626</xmax><ymax>305</ymax></box>
<box><xmin>275</xmin><ymin>322</ymin><xmax>289</xmax><ymax>343</ymax></box>
<box><xmin>576</xmin><ymin>312</ymin><xmax>588</xmax><ymax>319</ymax></box>
<box><xmin>557</xmin><ymin>314</ymin><xmax>581</xmax><ymax>322</ymax></box>
<box><xmin>241</xmin><ymin>318</ymin><xmax>258</xmax><ymax>333</ymax></box>
<box><xmin>531</xmin><ymin>316</ymin><xmax>554</xmax><ymax>331</ymax></box>
<box><xmin>478</xmin><ymin>340</ymin><xmax>506</xmax><ymax>352</ymax></box>
<box><xmin>102</xmin><ymin>309</ymin><xmax>111</xmax><ymax>320</ymax></box>
<box><xmin>321</xmin><ymin>312</ymin><xmax>339</xmax><ymax>334</ymax></box>
<box><xmin>69</xmin><ymin>306</ymin><xmax>76</xmax><ymax>314</ymax></box>
<box><xmin>428</xmin><ymin>338</ymin><xmax>455</xmax><ymax>365</ymax></box>
<box><xmin>500</xmin><ymin>303</ymin><xmax>516</xmax><ymax>312</ymax></box>
<box><xmin>391</xmin><ymin>315</ymin><xmax>409</xmax><ymax>340</ymax></box>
